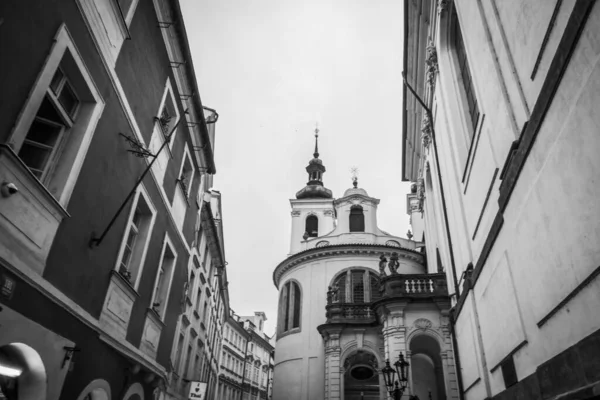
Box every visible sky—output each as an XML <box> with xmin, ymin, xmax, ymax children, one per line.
<box><xmin>181</xmin><ymin>0</ymin><xmax>409</xmax><ymax>336</ymax></box>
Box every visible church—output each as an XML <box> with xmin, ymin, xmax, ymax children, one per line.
<box><xmin>271</xmin><ymin>131</ymin><xmax>459</xmax><ymax>400</ymax></box>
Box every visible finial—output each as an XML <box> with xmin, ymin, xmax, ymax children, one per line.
<box><xmin>350</xmin><ymin>166</ymin><xmax>359</xmax><ymax>188</ymax></box>
<box><xmin>314</xmin><ymin>123</ymin><xmax>320</xmax><ymax>158</ymax></box>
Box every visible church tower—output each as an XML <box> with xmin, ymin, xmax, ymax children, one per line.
<box><xmin>288</xmin><ymin>127</ymin><xmax>335</xmax><ymax>255</ymax></box>
<box><xmin>272</xmin><ymin>128</ymin><xmax>457</xmax><ymax>400</ymax></box>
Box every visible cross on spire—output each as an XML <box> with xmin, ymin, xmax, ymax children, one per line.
<box><xmin>350</xmin><ymin>166</ymin><xmax>359</xmax><ymax>188</ymax></box>
<box><xmin>314</xmin><ymin>123</ymin><xmax>320</xmax><ymax>158</ymax></box>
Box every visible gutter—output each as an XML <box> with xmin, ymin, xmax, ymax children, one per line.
<box><xmin>170</xmin><ymin>0</ymin><xmax>217</xmax><ymax>174</ymax></box>
<box><xmin>401</xmin><ymin>0</ymin><xmax>409</xmax><ymax>181</ymax></box>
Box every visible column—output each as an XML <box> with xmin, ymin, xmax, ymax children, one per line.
<box><xmin>323</xmin><ymin>329</ymin><xmax>342</xmax><ymax>400</ymax></box>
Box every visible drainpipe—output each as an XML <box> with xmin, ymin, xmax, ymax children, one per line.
<box><xmin>402</xmin><ymin>72</ymin><xmax>465</xmax><ymax>400</ymax></box>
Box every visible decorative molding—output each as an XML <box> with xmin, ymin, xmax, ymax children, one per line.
<box><xmin>414</xmin><ymin>318</ymin><xmax>433</xmax><ymax>330</ymax></box>
<box><xmin>425</xmin><ymin>39</ymin><xmax>438</xmax><ymax>91</ymax></box>
<box><xmin>437</xmin><ymin>0</ymin><xmax>448</xmax><ymax>15</ymax></box>
<box><xmin>273</xmin><ymin>244</ymin><xmax>424</xmax><ymax>286</ymax></box>
<box><xmin>323</xmin><ymin>209</ymin><xmax>334</xmax><ymax>216</ymax></box>
<box><xmin>316</xmin><ymin>240</ymin><xmax>330</xmax><ymax>248</ymax></box>
<box><xmin>291</xmin><ymin>210</ymin><xmax>301</xmax><ymax>217</ymax></box>
<box><xmin>421</xmin><ymin>112</ymin><xmax>432</xmax><ymax>150</ymax></box>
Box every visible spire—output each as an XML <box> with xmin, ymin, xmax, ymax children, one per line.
<box><xmin>295</xmin><ymin>124</ymin><xmax>332</xmax><ymax>199</ymax></box>
<box><xmin>314</xmin><ymin>124</ymin><xmax>320</xmax><ymax>158</ymax></box>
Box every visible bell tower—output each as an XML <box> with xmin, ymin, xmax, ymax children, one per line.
<box><xmin>289</xmin><ymin>126</ymin><xmax>335</xmax><ymax>255</ymax></box>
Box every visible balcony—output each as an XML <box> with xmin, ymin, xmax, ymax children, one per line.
<box><xmin>325</xmin><ymin>302</ymin><xmax>377</xmax><ymax>324</ymax></box>
<box><xmin>379</xmin><ymin>272</ymin><xmax>448</xmax><ymax>299</ymax></box>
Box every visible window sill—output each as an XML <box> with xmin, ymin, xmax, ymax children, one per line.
<box><xmin>0</xmin><ymin>145</ymin><xmax>69</xmax><ymax>275</ymax></box>
<box><xmin>276</xmin><ymin>327</ymin><xmax>301</xmax><ymax>341</ymax></box>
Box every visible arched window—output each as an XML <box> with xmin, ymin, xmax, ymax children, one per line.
<box><xmin>305</xmin><ymin>215</ymin><xmax>318</xmax><ymax>237</ymax></box>
<box><xmin>349</xmin><ymin>206</ymin><xmax>365</xmax><ymax>232</ymax></box>
<box><xmin>278</xmin><ymin>280</ymin><xmax>302</xmax><ymax>335</ymax></box>
<box><xmin>332</xmin><ymin>269</ymin><xmax>380</xmax><ymax>303</ymax></box>
<box><xmin>452</xmin><ymin>7</ymin><xmax>479</xmax><ymax>141</ymax></box>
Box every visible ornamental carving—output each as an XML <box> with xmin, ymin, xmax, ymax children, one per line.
<box><xmin>414</xmin><ymin>318</ymin><xmax>433</xmax><ymax>330</ymax></box>
<box><xmin>415</xmin><ymin>178</ymin><xmax>425</xmax><ymax>213</ymax></box>
<box><xmin>316</xmin><ymin>240</ymin><xmax>330</xmax><ymax>248</ymax></box>
<box><xmin>324</xmin><ymin>209</ymin><xmax>334</xmax><ymax>216</ymax></box>
<box><xmin>438</xmin><ymin>0</ymin><xmax>448</xmax><ymax>15</ymax></box>
<box><xmin>421</xmin><ymin>113</ymin><xmax>432</xmax><ymax>150</ymax></box>
<box><xmin>378</xmin><ymin>254</ymin><xmax>387</xmax><ymax>277</ymax></box>
<box><xmin>387</xmin><ymin>252</ymin><xmax>400</xmax><ymax>275</ymax></box>
<box><xmin>291</xmin><ymin>210</ymin><xmax>301</xmax><ymax>217</ymax></box>
<box><xmin>425</xmin><ymin>40</ymin><xmax>438</xmax><ymax>91</ymax></box>
<box><xmin>385</xmin><ymin>240</ymin><xmax>401</xmax><ymax>248</ymax></box>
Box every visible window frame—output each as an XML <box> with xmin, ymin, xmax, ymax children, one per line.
<box><xmin>113</xmin><ymin>184</ymin><xmax>157</xmax><ymax>289</ymax></box>
<box><xmin>331</xmin><ymin>268</ymin><xmax>380</xmax><ymax>303</ymax></box>
<box><xmin>8</xmin><ymin>23</ymin><xmax>104</xmax><ymax>207</ymax></box>
<box><xmin>305</xmin><ymin>214</ymin><xmax>319</xmax><ymax>238</ymax></box>
<box><xmin>150</xmin><ymin>234</ymin><xmax>178</xmax><ymax>320</ymax></box>
<box><xmin>349</xmin><ymin>205</ymin><xmax>365</xmax><ymax>232</ymax></box>
<box><xmin>449</xmin><ymin>6</ymin><xmax>481</xmax><ymax>148</ymax></box>
<box><xmin>277</xmin><ymin>279</ymin><xmax>302</xmax><ymax>338</ymax></box>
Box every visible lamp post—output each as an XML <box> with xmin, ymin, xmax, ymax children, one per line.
<box><xmin>382</xmin><ymin>352</ymin><xmax>410</xmax><ymax>400</ymax></box>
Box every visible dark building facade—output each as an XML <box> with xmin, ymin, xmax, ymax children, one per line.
<box><xmin>0</xmin><ymin>0</ymin><xmax>216</xmax><ymax>399</ymax></box>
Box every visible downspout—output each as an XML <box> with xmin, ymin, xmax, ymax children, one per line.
<box><xmin>402</xmin><ymin>72</ymin><xmax>465</xmax><ymax>400</ymax></box>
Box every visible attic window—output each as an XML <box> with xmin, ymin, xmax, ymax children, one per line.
<box><xmin>349</xmin><ymin>206</ymin><xmax>365</xmax><ymax>232</ymax></box>
<box><xmin>305</xmin><ymin>215</ymin><xmax>318</xmax><ymax>237</ymax></box>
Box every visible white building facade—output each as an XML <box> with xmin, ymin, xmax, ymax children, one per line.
<box><xmin>402</xmin><ymin>1</ymin><xmax>600</xmax><ymax>399</ymax></box>
<box><xmin>217</xmin><ymin>311</ymin><xmax>251</xmax><ymax>400</ymax></box>
<box><xmin>272</xmin><ymin>136</ymin><xmax>459</xmax><ymax>400</ymax></box>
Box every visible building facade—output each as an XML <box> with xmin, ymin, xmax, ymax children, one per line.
<box><xmin>402</xmin><ymin>1</ymin><xmax>600</xmax><ymax>399</ymax></box>
<box><xmin>0</xmin><ymin>0</ymin><xmax>219</xmax><ymax>399</ymax></box>
<box><xmin>239</xmin><ymin>313</ymin><xmax>275</xmax><ymax>400</ymax></box>
<box><xmin>272</xmin><ymin>136</ymin><xmax>458</xmax><ymax>400</ymax></box>
<box><xmin>218</xmin><ymin>310</ymin><xmax>252</xmax><ymax>400</ymax></box>
<box><xmin>165</xmin><ymin>187</ymin><xmax>231</xmax><ymax>400</ymax></box>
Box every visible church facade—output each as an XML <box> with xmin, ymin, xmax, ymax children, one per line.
<box><xmin>272</xmin><ymin>134</ymin><xmax>459</xmax><ymax>400</ymax></box>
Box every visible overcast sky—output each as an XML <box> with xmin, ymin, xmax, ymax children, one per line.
<box><xmin>181</xmin><ymin>0</ymin><xmax>409</xmax><ymax>336</ymax></box>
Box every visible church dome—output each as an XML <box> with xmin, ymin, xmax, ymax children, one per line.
<box><xmin>343</xmin><ymin>187</ymin><xmax>368</xmax><ymax>197</ymax></box>
<box><xmin>296</xmin><ymin>185</ymin><xmax>333</xmax><ymax>199</ymax></box>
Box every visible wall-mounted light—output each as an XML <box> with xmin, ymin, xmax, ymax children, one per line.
<box><xmin>0</xmin><ymin>364</ymin><xmax>22</xmax><ymax>378</ymax></box>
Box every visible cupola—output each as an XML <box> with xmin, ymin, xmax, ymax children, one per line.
<box><xmin>295</xmin><ymin>127</ymin><xmax>333</xmax><ymax>200</ymax></box>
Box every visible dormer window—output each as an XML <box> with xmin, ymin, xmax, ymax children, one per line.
<box><xmin>305</xmin><ymin>215</ymin><xmax>318</xmax><ymax>238</ymax></box>
<box><xmin>349</xmin><ymin>206</ymin><xmax>365</xmax><ymax>232</ymax></box>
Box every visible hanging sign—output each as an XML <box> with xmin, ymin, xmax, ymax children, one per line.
<box><xmin>188</xmin><ymin>381</ymin><xmax>207</xmax><ymax>400</ymax></box>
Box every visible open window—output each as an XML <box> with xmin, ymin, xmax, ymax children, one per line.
<box><xmin>9</xmin><ymin>24</ymin><xmax>104</xmax><ymax>206</ymax></box>
<box><xmin>305</xmin><ymin>215</ymin><xmax>318</xmax><ymax>237</ymax></box>
<box><xmin>151</xmin><ymin>235</ymin><xmax>177</xmax><ymax>320</ymax></box>
<box><xmin>115</xmin><ymin>185</ymin><xmax>156</xmax><ymax>288</ymax></box>
<box><xmin>349</xmin><ymin>206</ymin><xmax>365</xmax><ymax>232</ymax></box>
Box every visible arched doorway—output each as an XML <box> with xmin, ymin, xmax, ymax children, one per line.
<box><xmin>409</xmin><ymin>335</ymin><xmax>446</xmax><ymax>400</ymax></box>
<box><xmin>0</xmin><ymin>343</ymin><xmax>47</xmax><ymax>400</ymax></box>
<box><xmin>343</xmin><ymin>350</ymin><xmax>381</xmax><ymax>400</ymax></box>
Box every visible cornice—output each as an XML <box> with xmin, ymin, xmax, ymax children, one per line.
<box><xmin>273</xmin><ymin>243</ymin><xmax>424</xmax><ymax>287</ymax></box>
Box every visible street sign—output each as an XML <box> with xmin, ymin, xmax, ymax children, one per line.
<box><xmin>188</xmin><ymin>381</ymin><xmax>207</xmax><ymax>400</ymax></box>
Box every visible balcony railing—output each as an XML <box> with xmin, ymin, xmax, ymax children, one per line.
<box><xmin>325</xmin><ymin>302</ymin><xmax>376</xmax><ymax>324</ymax></box>
<box><xmin>380</xmin><ymin>273</ymin><xmax>448</xmax><ymax>298</ymax></box>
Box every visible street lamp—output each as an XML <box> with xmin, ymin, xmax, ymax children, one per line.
<box><xmin>382</xmin><ymin>352</ymin><xmax>410</xmax><ymax>399</ymax></box>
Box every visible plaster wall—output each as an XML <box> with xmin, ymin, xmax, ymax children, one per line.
<box><xmin>289</xmin><ymin>198</ymin><xmax>335</xmax><ymax>255</ymax></box>
<box><xmin>414</xmin><ymin>1</ymin><xmax>600</xmax><ymax>398</ymax></box>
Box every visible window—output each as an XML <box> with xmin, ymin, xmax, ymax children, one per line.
<box><xmin>184</xmin><ymin>343</ymin><xmax>193</xmax><ymax>378</ymax></box>
<box><xmin>174</xmin><ymin>333</ymin><xmax>185</xmax><ymax>372</ymax></box>
<box><xmin>278</xmin><ymin>280</ymin><xmax>301</xmax><ymax>335</ymax></box>
<box><xmin>452</xmin><ymin>7</ymin><xmax>479</xmax><ymax>141</ymax></box>
<box><xmin>177</xmin><ymin>150</ymin><xmax>194</xmax><ymax>198</ymax></box>
<box><xmin>148</xmin><ymin>79</ymin><xmax>180</xmax><ymax>184</ymax></box>
<box><xmin>151</xmin><ymin>236</ymin><xmax>177</xmax><ymax>319</ymax></box>
<box><xmin>194</xmin><ymin>354</ymin><xmax>200</xmax><ymax>380</ymax></box>
<box><xmin>9</xmin><ymin>24</ymin><xmax>104</xmax><ymax>206</ymax></box>
<box><xmin>332</xmin><ymin>269</ymin><xmax>380</xmax><ymax>303</ymax></box>
<box><xmin>305</xmin><ymin>215</ymin><xmax>318</xmax><ymax>238</ymax></box>
<box><xmin>349</xmin><ymin>206</ymin><xmax>365</xmax><ymax>232</ymax></box>
<box><xmin>115</xmin><ymin>186</ymin><xmax>156</xmax><ymax>288</ymax></box>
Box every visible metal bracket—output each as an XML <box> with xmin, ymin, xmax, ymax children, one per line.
<box><xmin>119</xmin><ymin>133</ymin><xmax>155</xmax><ymax>158</ymax></box>
<box><xmin>158</xmin><ymin>21</ymin><xmax>175</xmax><ymax>28</ymax></box>
<box><xmin>62</xmin><ymin>346</ymin><xmax>81</xmax><ymax>368</ymax></box>
<box><xmin>170</xmin><ymin>61</ymin><xmax>186</xmax><ymax>68</ymax></box>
